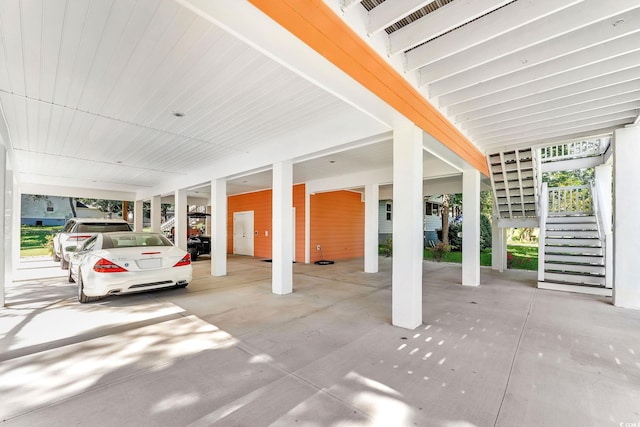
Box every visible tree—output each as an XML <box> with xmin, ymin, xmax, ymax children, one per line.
<box><xmin>441</xmin><ymin>195</ymin><xmax>450</xmax><ymax>245</ymax></box>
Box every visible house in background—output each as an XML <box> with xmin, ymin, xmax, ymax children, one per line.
<box><xmin>379</xmin><ymin>196</ymin><xmax>444</xmax><ymax>246</ymax></box>
<box><xmin>21</xmin><ymin>195</ymin><xmax>103</xmax><ymax>226</ymax></box>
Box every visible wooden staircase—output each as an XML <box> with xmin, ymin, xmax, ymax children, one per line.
<box><xmin>539</xmin><ymin>215</ymin><xmax>609</xmax><ymax>296</ymax></box>
<box><xmin>488</xmin><ymin>138</ymin><xmax>612</xmax><ymax>297</ymax></box>
<box><xmin>487</xmin><ymin>148</ymin><xmax>538</xmax><ymax>220</ymax></box>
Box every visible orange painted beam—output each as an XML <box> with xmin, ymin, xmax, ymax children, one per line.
<box><xmin>247</xmin><ymin>0</ymin><xmax>489</xmax><ymax>176</ymax></box>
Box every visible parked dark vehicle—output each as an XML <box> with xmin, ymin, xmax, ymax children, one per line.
<box><xmin>170</xmin><ymin>212</ymin><xmax>211</xmax><ymax>261</ymax></box>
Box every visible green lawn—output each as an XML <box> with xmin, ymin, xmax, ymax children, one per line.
<box><xmin>422</xmin><ymin>243</ymin><xmax>538</xmax><ymax>271</ymax></box>
<box><xmin>20</xmin><ymin>225</ymin><xmax>60</xmax><ymax>257</ymax></box>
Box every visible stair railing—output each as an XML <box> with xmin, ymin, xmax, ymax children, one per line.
<box><xmin>592</xmin><ymin>179</ymin><xmax>613</xmax><ymax>288</ymax></box>
<box><xmin>547</xmin><ymin>185</ymin><xmax>593</xmax><ymax>216</ymax></box>
<box><xmin>537</xmin><ymin>183</ymin><xmax>549</xmax><ymax>282</ymax></box>
<box><xmin>540</xmin><ymin>139</ymin><xmax>602</xmax><ymax>163</ymax></box>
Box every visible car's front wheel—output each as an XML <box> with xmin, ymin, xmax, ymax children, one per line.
<box><xmin>78</xmin><ymin>270</ymin><xmax>100</xmax><ymax>303</ymax></box>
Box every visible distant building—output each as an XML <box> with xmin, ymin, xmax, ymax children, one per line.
<box><xmin>21</xmin><ymin>195</ymin><xmax>104</xmax><ymax>226</ymax></box>
<box><xmin>379</xmin><ymin>195</ymin><xmax>444</xmax><ymax>246</ymax></box>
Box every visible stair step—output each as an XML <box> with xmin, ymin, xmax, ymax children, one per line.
<box><xmin>546</xmin><ymin>223</ymin><xmax>598</xmax><ymax>231</ymax></box>
<box><xmin>546</xmin><ymin>230</ymin><xmax>600</xmax><ymax>238</ymax></box>
<box><xmin>545</xmin><ymin>253</ymin><xmax>604</xmax><ymax>264</ymax></box>
<box><xmin>547</xmin><ymin>216</ymin><xmax>596</xmax><ymax>223</ymax></box>
<box><xmin>545</xmin><ymin>262</ymin><xmax>605</xmax><ymax>275</ymax></box>
<box><xmin>546</xmin><ymin>246</ymin><xmax>603</xmax><ymax>255</ymax></box>
<box><xmin>545</xmin><ymin>237</ymin><xmax>602</xmax><ymax>246</ymax></box>
<box><xmin>538</xmin><ymin>281</ymin><xmax>612</xmax><ymax>296</ymax></box>
<box><xmin>544</xmin><ymin>271</ymin><xmax>606</xmax><ymax>286</ymax></box>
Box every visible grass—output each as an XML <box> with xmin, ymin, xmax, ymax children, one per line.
<box><xmin>422</xmin><ymin>243</ymin><xmax>538</xmax><ymax>271</ymax></box>
<box><xmin>20</xmin><ymin>225</ymin><xmax>60</xmax><ymax>257</ymax></box>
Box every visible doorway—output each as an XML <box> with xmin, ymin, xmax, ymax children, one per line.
<box><xmin>233</xmin><ymin>211</ymin><xmax>254</xmax><ymax>256</ymax></box>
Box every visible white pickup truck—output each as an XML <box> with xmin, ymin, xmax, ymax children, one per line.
<box><xmin>53</xmin><ymin>218</ymin><xmax>133</xmax><ymax>269</ymax></box>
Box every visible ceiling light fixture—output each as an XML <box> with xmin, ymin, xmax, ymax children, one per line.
<box><xmin>173</xmin><ymin>111</ymin><xmax>185</xmax><ymax>117</ymax></box>
<box><xmin>329</xmin><ymin>160</ymin><xmax>336</xmax><ymax>164</ymax></box>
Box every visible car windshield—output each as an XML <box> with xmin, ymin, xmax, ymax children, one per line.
<box><xmin>102</xmin><ymin>234</ymin><xmax>173</xmax><ymax>249</ymax></box>
<box><xmin>76</xmin><ymin>223</ymin><xmax>131</xmax><ymax>232</ymax></box>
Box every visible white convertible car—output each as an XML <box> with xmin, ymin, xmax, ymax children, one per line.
<box><xmin>68</xmin><ymin>232</ymin><xmax>192</xmax><ymax>303</ymax></box>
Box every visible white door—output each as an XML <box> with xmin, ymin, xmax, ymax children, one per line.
<box><xmin>233</xmin><ymin>211</ymin><xmax>254</xmax><ymax>256</ymax></box>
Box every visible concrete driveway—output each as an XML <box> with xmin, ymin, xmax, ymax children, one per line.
<box><xmin>1</xmin><ymin>256</ymin><xmax>639</xmax><ymax>427</ymax></box>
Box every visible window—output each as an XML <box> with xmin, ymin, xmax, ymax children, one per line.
<box><xmin>386</xmin><ymin>202</ymin><xmax>392</xmax><ymax>221</ymax></box>
<box><xmin>46</xmin><ymin>201</ymin><xmax>54</xmax><ymax>212</ymax></box>
<box><xmin>426</xmin><ymin>202</ymin><xmax>439</xmax><ymax>216</ymax></box>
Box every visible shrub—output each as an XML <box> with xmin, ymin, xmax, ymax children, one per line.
<box><xmin>431</xmin><ymin>242</ymin><xmax>451</xmax><ymax>261</ymax></box>
<box><xmin>480</xmin><ymin>214</ymin><xmax>492</xmax><ymax>250</ymax></box>
<box><xmin>447</xmin><ymin>215</ymin><xmax>492</xmax><ymax>251</ymax></box>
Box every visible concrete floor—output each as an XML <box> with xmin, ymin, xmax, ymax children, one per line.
<box><xmin>1</xmin><ymin>256</ymin><xmax>639</xmax><ymax>427</ymax></box>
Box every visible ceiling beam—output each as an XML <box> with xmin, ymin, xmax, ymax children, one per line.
<box><xmin>405</xmin><ymin>0</ymin><xmax>582</xmax><ymax>71</ymax></box>
<box><xmin>478</xmin><ymin>119</ymin><xmax>632</xmax><ymax>148</ymax></box>
<box><xmin>468</xmin><ymin>101</ymin><xmax>640</xmax><ymax>138</ymax></box>
<box><xmin>449</xmin><ymin>65</ymin><xmax>640</xmax><ymax>116</ymax></box>
<box><xmin>422</xmin><ymin>1</ymin><xmax>640</xmax><ymax>90</ymax></box>
<box><xmin>473</xmin><ymin>110</ymin><xmax>637</xmax><ymax>142</ymax></box>
<box><xmin>461</xmin><ymin>90</ymin><xmax>640</xmax><ymax>132</ymax></box>
<box><xmin>388</xmin><ymin>0</ymin><xmax>511</xmax><ymax>55</ymax></box>
<box><xmin>440</xmin><ymin>45</ymin><xmax>640</xmax><ymax>107</ymax></box>
<box><xmin>456</xmin><ymin>79</ymin><xmax>640</xmax><ymax>124</ymax></box>
<box><xmin>367</xmin><ymin>0</ymin><xmax>431</xmax><ymax>35</ymax></box>
<box><xmin>246</xmin><ymin>0</ymin><xmax>489</xmax><ymax>176</ymax></box>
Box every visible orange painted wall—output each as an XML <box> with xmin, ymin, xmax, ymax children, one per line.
<box><xmin>309</xmin><ymin>190</ymin><xmax>364</xmax><ymax>263</ymax></box>
<box><xmin>227</xmin><ymin>184</ymin><xmax>306</xmax><ymax>261</ymax></box>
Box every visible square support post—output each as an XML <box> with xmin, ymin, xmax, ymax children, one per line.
<box><xmin>0</xmin><ymin>147</ymin><xmax>6</xmax><ymax>307</ymax></box>
<box><xmin>150</xmin><ymin>195</ymin><xmax>161</xmax><ymax>233</ymax></box>
<box><xmin>272</xmin><ymin>161</ymin><xmax>293</xmax><ymax>295</ymax></box>
<box><xmin>211</xmin><ymin>179</ymin><xmax>227</xmax><ymax>277</ymax></box>
<box><xmin>613</xmin><ymin>126</ymin><xmax>640</xmax><ymax>308</ymax></box>
<box><xmin>462</xmin><ymin>169</ymin><xmax>481</xmax><ymax>286</ymax></box>
<box><xmin>364</xmin><ymin>183</ymin><xmax>379</xmax><ymax>273</ymax></box>
<box><xmin>392</xmin><ymin>124</ymin><xmax>423</xmax><ymax>329</ymax></box>
<box><xmin>174</xmin><ymin>189</ymin><xmax>187</xmax><ymax>251</ymax></box>
<box><xmin>134</xmin><ymin>200</ymin><xmax>144</xmax><ymax>231</ymax></box>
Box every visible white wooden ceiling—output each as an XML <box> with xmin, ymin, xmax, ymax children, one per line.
<box><xmin>2</xmin><ymin>0</ymin><xmax>639</xmax><ymax>199</ymax></box>
<box><xmin>337</xmin><ymin>0</ymin><xmax>640</xmax><ymax>152</ymax></box>
<box><xmin>0</xmin><ymin>0</ymin><xmax>390</xmax><ymax>196</ymax></box>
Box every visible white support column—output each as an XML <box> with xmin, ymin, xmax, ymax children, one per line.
<box><xmin>211</xmin><ymin>179</ymin><xmax>227</xmax><ymax>277</ymax></box>
<box><xmin>364</xmin><ymin>183</ymin><xmax>379</xmax><ymax>273</ymax></box>
<box><xmin>174</xmin><ymin>189</ymin><xmax>187</xmax><ymax>251</ymax></box>
<box><xmin>462</xmin><ymin>169</ymin><xmax>481</xmax><ymax>286</ymax></box>
<box><xmin>150</xmin><ymin>195</ymin><xmax>161</xmax><ymax>233</ymax></box>
<box><xmin>491</xmin><ymin>223</ymin><xmax>506</xmax><ymax>272</ymax></box>
<box><xmin>490</xmin><ymin>199</ymin><xmax>505</xmax><ymax>272</ymax></box>
<box><xmin>305</xmin><ymin>187</ymin><xmax>311</xmax><ymax>264</ymax></box>
<box><xmin>613</xmin><ymin>126</ymin><xmax>640</xmax><ymax>308</ymax></box>
<box><xmin>272</xmin><ymin>161</ymin><xmax>293</xmax><ymax>295</ymax></box>
<box><xmin>134</xmin><ymin>200</ymin><xmax>144</xmax><ymax>232</ymax></box>
<box><xmin>392</xmin><ymin>124</ymin><xmax>423</xmax><ymax>329</ymax></box>
<box><xmin>205</xmin><ymin>204</ymin><xmax>212</xmax><ymax>237</ymax></box>
<box><xmin>0</xmin><ymin>146</ymin><xmax>6</xmax><ymax>307</ymax></box>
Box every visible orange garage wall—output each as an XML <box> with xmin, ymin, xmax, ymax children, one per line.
<box><xmin>310</xmin><ymin>190</ymin><xmax>364</xmax><ymax>263</ymax></box>
<box><xmin>227</xmin><ymin>184</ymin><xmax>306</xmax><ymax>261</ymax></box>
